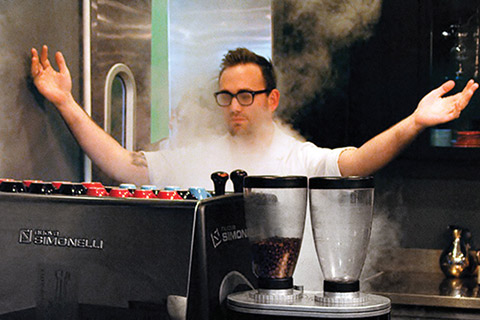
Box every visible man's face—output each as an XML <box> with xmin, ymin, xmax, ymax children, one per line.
<box><xmin>218</xmin><ymin>63</ymin><xmax>277</xmax><ymax>136</ymax></box>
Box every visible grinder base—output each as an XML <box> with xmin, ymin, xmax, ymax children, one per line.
<box><xmin>228</xmin><ymin>290</ymin><xmax>391</xmax><ymax>319</ymax></box>
<box><xmin>250</xmin><ymin>287</ymin><xmax>303</xmax><ymax>304</ymax></box>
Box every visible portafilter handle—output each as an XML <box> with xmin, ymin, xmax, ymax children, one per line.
<box><xmin>210</xmin><ymin>171</ymin><xmax>229</xmax><ymax>196</ymax></box>
<box><xmin>230</xmin><ymin>169</ymin><xmax>247</xmax><ymax>193</ymax></box>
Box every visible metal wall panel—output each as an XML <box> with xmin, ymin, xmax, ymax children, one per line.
<box><xmin>0</xmin><ymin>1</ymin><xmax>83</xmax><ymax>181</ymax></box>
<box><xmin>90</xmin><ymin>0</ymin><xmax>152</xmax><ymax>184</ymax></box>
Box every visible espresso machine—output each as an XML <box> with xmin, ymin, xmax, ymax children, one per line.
<box><xmin>227</xmin><ymin>176</ymin><xmax>391</xmax><ymax>319</ymax></box>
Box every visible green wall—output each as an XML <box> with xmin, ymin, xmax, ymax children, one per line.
<box><xmin>151</xmin><ymin>0</ymin><xmax>169</xmax><ymax>143</ymax></box>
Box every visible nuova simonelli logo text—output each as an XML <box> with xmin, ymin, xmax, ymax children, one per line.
<box><xmin>18</xmin><ymin>228</ymin><xmax>104</xmax><ymax>250</ymax></box>
<box><xmin>210</xmin><ymin>224</ymin><xmax>247</xmax><ymax>249</ymax></box>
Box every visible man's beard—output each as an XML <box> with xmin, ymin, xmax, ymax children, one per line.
<box><xmin>226</xmin><ymin>113</ymin><xmax>252</xmax><ymax>137</ymax></box>
<box><xmin>228</xmin><ymin>123</ymin><xmax>251</xmax><ymax>136</ymax></box>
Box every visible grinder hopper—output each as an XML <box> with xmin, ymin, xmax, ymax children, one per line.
<box><xmin>309</xmin><ymin>176</ymin><xmax>375</xmax><ymax>303</ymax></box>
<box><xmin>243</xmin><ymin>176</ymin><xmax>307</xmax><ymax>302</ymax></box>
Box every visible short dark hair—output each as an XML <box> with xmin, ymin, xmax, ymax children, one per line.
<box><xmin>219</xmin><ymin>48</ymin><xmax>276</xmax><ymax>92</ymax></box>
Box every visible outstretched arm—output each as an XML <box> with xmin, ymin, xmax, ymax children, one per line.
<box><xmin>31</xmin><ymin>45</ymin><xmax>150</xmax><ymax>185</ymax></box>
<box><xmin>338</xmin><ymin>79</ymin><xmax>479</xmax><ymax>177</ymax></box>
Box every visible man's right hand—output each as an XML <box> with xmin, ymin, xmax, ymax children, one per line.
<box><xmin>31</xmin><ymin>45</ymin><xmax>73</xmax><ymax>107</ymax></box>
<box><xmin>30</xmin><ymin>45</ymin><xmax>150</xmax><ymax>186</ymax></box>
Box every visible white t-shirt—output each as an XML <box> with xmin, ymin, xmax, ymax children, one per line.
<box><xmin>143</xmin><ymin>124</ymin><xmax>354</xmax><ymax>290</ymax></box>
<box><xmin>144</xmin><ymin>124</ymin><xmax>350</xmax><ymax>189</ymax></box>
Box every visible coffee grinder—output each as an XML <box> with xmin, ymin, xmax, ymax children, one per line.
<box><xmin>227</xmin><ymin>176</ymin><xmax>391</xmax><ymax>319</ymax></box>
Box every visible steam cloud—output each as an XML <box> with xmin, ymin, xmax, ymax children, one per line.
<box><xmin>164</xmin><ymin>0</ymin><xmax>383</xmax><ymax>148</ymax></box>
<box><xmin>274</xmin><ymin>0</ymin><xmax>383</xmax><ymax>120</ymax></box>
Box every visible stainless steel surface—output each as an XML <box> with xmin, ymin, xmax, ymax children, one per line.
<box><xmin>366</xmin><ymin>271</ymin><xmax>480</xmax><ymax>309</ymax></box>
<box><xmin>228</xmin><ymin>290</ymin><xmax>391</xmax><ymax>318</ymax></box>
<box><xmin>364</xmin><ymin>248</ymin><xmax>480</xmax><ymax>310</ymax></box>
<box><xmin>0</xmin><ymin>1</ymin><xmax>82</xmax><ymax>181</ymax></box>
<box><xmin>90</xmin><ymin>0</ymin><xmax>151</xmax><ymax>184</ymax></box>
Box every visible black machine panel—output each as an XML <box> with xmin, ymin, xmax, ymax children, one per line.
<box><xmin>187</xmin><ymin>194</ymin><xmax>256</xmax><ymax>320</ymax></box>
<box><xmin>0</xmin><ymin>192</ymin><xmax>196</xmax><ymax>319</ymax></box>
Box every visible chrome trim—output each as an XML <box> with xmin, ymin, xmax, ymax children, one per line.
<box><xmin>104</xmin><ymin>63</ymin><xmax>137</xmax><ymax>151</ymax></box>
<box><xmin>83</xmin><ymin>0</ymin><xmax>92</xmax><ymax>181</ymax></box>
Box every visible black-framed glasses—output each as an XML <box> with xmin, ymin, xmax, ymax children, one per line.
<box><xmin>214</xmin><ymin>89</ymin><xmax>270</xmax><ymax>107</ymax></box>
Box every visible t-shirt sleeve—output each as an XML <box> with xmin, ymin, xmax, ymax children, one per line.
<box><xmin>322</xmin><ymin>146</ymin><xmax>357</xmax><ymax>176</ymax></box>
<box><xmin>141</xmin><ymin>150</ymin><xmax>169</xmax><ymax>186</ymax></box>
<box><xmin>297</xmin><ymin>142</ymin><xmax>356</xmax><ymax>177</ymax></box>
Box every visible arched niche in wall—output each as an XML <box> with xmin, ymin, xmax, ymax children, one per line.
<box><xmin>104</xmin><ymin>63</ymin><xmax>137</xmax><ymax>151</ymax></box>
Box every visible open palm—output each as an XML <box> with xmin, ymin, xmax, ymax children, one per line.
<box><xmin>413</xmin><ymin>80</ymin><xmax>478</xmax><ymax>128</ymax></box>
<box><xmin>31</xmin><ymin>45</ymin><xmax>73</xmax><ymax>106</ymax></box>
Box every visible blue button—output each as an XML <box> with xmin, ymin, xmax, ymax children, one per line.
<box><xmin>188</xmin><ymin>187</ymin><xmax>212</xmax><ymax>200</ymax></box>
<box><xmin>119</xmin><ymin>183</ymin><xmax>136</xmax><ymax>190</ymax></box>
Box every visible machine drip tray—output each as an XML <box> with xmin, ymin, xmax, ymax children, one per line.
<box><xmin>227</xmin><ymin>290</ymin><xmax>391</xmax><ymax>318</ymax></box>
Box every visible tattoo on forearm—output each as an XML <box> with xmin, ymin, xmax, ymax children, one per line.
<box><xmin>130</xmin><ymin>152</ymin><xmax>147</xmax><ymax>168</ymax></box>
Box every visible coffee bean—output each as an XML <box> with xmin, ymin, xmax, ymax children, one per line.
<box><xmin>251</xmin><ymin>236</ymin><xmax>301</xmax><ymax>278</ymax></box>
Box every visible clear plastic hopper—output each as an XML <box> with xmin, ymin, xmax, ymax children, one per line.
<box><xmin>309</xmin><ymin>176</ymin><xmax>374</xmax><ymax>303</ymax></box>
<box><xmin>243</xmin><ymin>176</ymin><xmax>307</xmax><ymax>302</ymax></box>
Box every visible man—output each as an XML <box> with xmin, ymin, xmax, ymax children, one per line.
<box><xmin>31</xmin><ymin>45</ymin><xmax>478</xmax><ymax>188</ymax></box>
<box><xmin>31</xmin><ymin>45</ymin><xmax>478</xmax><ymax>290</ymax></box>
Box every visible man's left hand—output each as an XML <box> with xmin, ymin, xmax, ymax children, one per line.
<box><xmin>413</xmin><ymin>79</ymin><xmax>479</xmax><ymax>129</ymax></box>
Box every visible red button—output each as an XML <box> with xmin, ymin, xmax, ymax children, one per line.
<box><xmin>133</xmin><ymin>189</ymin><xmax>156</xmax><ymax>199</ymax></box>
<box><xmin>109</xmin><ymin>187</ymin><xmax>133</xmax><ymax>198</ymax></box>
<box><xmin>157</xmin><ymin>190</ymin><xmax>183</xmax><ymax>200</ymax></box>
<box><xmin>82</xmin><ymin>182</ymin><xmax>104</xmax><ymax>189</ymax></box>
<box><xmin>52</xmin><ymin>181</ymin><xmax>69</xmax><ymax>190</ymax></box>
<box><xmin>86</xmin><ymin>186</ymin><xmax>109</xmax><ymax>197</ymax></box>
<box><xmin>23</xmin><ymin>180</ymin><xmax>43</xmax><ymax>188</ymax></box>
